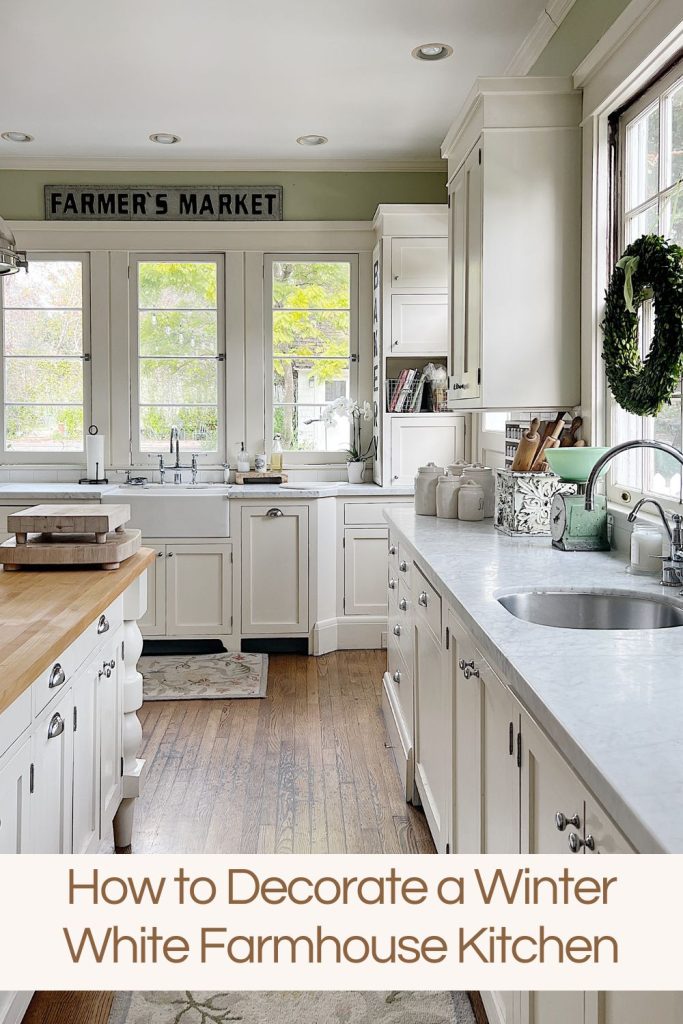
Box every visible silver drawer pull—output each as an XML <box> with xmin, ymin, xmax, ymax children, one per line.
<box><xmin>418</xmin><ymin>591</ymin><xmax>428</xmax><ymax>607</ymax></box>
<box><xmin>398</xmin><ymin>598</ymin><xmax>407</xmax><ymax>611</ymax></box>
<box><xmin>266</xmin><ymin>507</ymin><xmax>283</xmax><ymax>518</ymax></box>
<box><xmin>555</xmin><ymin>811</ymin><xmax>581</xmax><ymax>832</ymax></box>
<box><xmin>399</xmin><ymin>560</ymin><xmax>408</xmax><ymax>572</ymax></box>
<box><xmin>389</xmin><ymin>544</ymin><xmax>396</xmax><ymax>555</ymax></box>
<box><xmin>393</xmin><ymin>624</ymin><xmax>401</xmax><ymax>637</ymax></box>
<box><xmin>48</xmin><ymin>663</ymin><xmax>66</xmax><ymax>689</ymax></box>
<box><xmin>459</xmin><ymin>659</ymin><xmax>475</xmax><ymax>671</ymax></box>
<box><xmin>388</xmin><ymin>578</ymin><xmax>397</xmax><ymax>590</ymax></box>
<box><xmin>393</xmin><ymin>670</ymin><xmax>401</xmax><ymax>684</ymax></box>
<box><xmin>463</xmin><ymin>666</ymin><xmax>480</xmax><ymax>679</ymax></box>
<box><xmin>48</xmin><ymin>712</ymin><xmax>64</xmax><ymax>739</ymax></box>
<box><xmin>97</xmin><ymin>614</ymin><xmax>110</xmax><ymax>635</ymax></box>
<box><xmin>568</xmin><ymin>832</ymin><xmax>594</xmax><ymax>853</ymax></box>
<box><xmin>104</xmin><ymin>659</ymin><xmax>116</xmax><ymax>670</ymax></box>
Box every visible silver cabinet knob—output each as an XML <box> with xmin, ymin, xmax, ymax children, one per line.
<box><xmin>266</xmin><ymin>507</ymin><xmax>284</xmax><ymax>518</ymax></box>
<box><xmin>157</xmin><ymin>550</ymin><xmax>163</xmax><ymax>558</ymax></box>
<box><xmin>48</xmin><ymin>712</ymin><xmax>64</xmax><ymax>739</ymax></box>
<box><xmin>459</xmin><ymin>659</ymin><xmax>475</xmax><ymax>671</ymax></box>
<box><xmin>167</xmin><ymin>551</ymin><xmax>174</xmax><ymax>557</ymax></box>
<box><xmin>555</xmin><ymin>811</ymin><xmax>581</xmax><ymax>832</ymax></box>
<box><xmin>48</xmin><ymin>663</ymin><xmax>66</xmax><ymax>689</ymax></box>
<box><xmin>393</xmin><ymin>670</ymin><xmax>401</xmax><ymax>684</ymax></box>
<box><xmin>418</xmin><ymin>591</ymin><xmax>428</xmax><ymax>607</ymax></box>
<box><xmin>393</xmin><ymin>625</ymin><xmax>401</xmax><ymax>637</ymax></box>
<box><xmin>568</xmin><ymin>832</ymin><xmax>594</xmax><ymax>852</ymax></box>
<box><xmin>388</xmin><ymin>578</ymin><xmax>397</xmax><ymax>590</ymax></box>
<box><xmin>97</xmin><ymin>614</ymin><xmax>109</xmax><ymax>635</ymax></box>
<box><xmin>463</xmin><ymin>666</ymin><xmax>480</xmax><ymax>679</ymax></box>
<box><xmin>399</xmin><ymin>560</ymin><xmax>408</xmax><ymax>572</ymax></box>
<box><xmin>389</xmin><ymin>544</ymin><xmax>397</xmax><ymax>555</ymax></box>
<box><xmin>398</xmin><ymin>598</ymin><xmax>407</xmax><ymax>611</ymax></box>
<box><xmin>104</xmin><ymin>659</ymin><xmax>115</xmax><ymax>670</ymax></box>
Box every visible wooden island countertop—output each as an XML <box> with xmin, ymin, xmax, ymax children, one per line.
<box><xmin>0</xmin><ymin>548</ymin><xmax>155</xmax><ymax>716</ymax></box>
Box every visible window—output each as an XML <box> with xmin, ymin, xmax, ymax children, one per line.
<box><xmin>611</xmin><ymin>61</ymin><xmax>683</xmax><ymax>501</ymax></box>
<box><xmin>130</xmin><ymin>256</ymin><xmax>225</xmax><ymax>463</ymax></box>
<box><xmin>0</xmin><ymin>256</ymin><xmax>89</xmax><ymax>457</ymax></box>
<box><xmin>266</xmin><ymin>255</ymin><xmax>358</xmax><ymax>454</ymax></box>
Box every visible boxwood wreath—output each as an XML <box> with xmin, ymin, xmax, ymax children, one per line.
<box><xmin>602</xmin><ymin>234</ymin><xmax>683</xmax><ymax>417</ymax></box>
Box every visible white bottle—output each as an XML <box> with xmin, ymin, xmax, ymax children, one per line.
<box><xmin>464</xmin><ymin>463</ymin><xmax>495</xmax><ymax>518</ymax></box>
<box><xmin>237</xmin><ymin>442</ymin><xmax>251</xmax><ymax>474</ymax></box>
<box><xmin>458</xmin><ymin>478</ymin><xmax>485</xmax><ymax>521</ymax></box>
<box><xmin>436</xmin><ymin>473</ymin><xmax>461</xmax><ymax>519</ymax></box>
<box><xmin>414</xmin><ymin>462</ymin><xmax>444</xmax><ymax>516</ymax></box>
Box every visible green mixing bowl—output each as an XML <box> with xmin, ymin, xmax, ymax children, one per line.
<box><xmin>544</xmin><ymin>446</ymin><xmax>611</xmax><ymax>483</ymax></box>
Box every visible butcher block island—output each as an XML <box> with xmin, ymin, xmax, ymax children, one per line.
<box><xmin>0</xmin><ymin>547</ymin><xmax>154</xmax><ymax>855</ymax></box>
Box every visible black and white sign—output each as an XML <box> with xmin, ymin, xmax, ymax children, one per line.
<box><xmin>44</xmin><ymin>185</ymin><xmax>283</xmax><ymax>221</ymax></box>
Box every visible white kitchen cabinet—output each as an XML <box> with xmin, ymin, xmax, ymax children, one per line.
<box><xmin>521</xmin><ymin>993</ymin><xmax>584</xmax><ymax>1024</ymax></box>
<box><xmin>390</xmin><ymin>236</ymin><xmax>448</xmax><ymax>289</ymax></box>
<box><xmin>30</xmin><ymin>686</ymin><xmax>74</xmax><ymax>854</ymax></box>
<box><xmin>479</xmin><ymin>651</ymin><xmax>520</xmax><ymax>853</ymax></box>
<box><xmin>98</xmin><ymin>630</ymin><xmax>123</xmax><ymax>831</ymax></box>
<box><xmin>241</xmin><ymin>505</ymin><xmax>309</xmax><ymax>634</ymax></box>
<box><xmin>443</xmin><ymin>78</ymin><xmax>581</xmax><ymax>409</ymax></box>
<box><xmin>343</xmin><ymin>527</ymin><xmax>389</xmax><ymax>616</ymax></box>
<box><xmin>389</xmin><ymin>414</ymin><xmax>465</xmax><ymax>484</ymax></box>
<box><xmin>584</xmin><ymin>798</ymin><xmax>635</xmax><ymax>855</ymax></box>
<box><xmin>449</xmin><ymin>610</ymin><xmax>481</xmax><ymax>853</ymax></box>
<box><xmin>390</xmin><ymin>294</ymin><xmax>448</xmax><ymax>355</ymax></box>
<box><xmin>72</xmin><ymin>656</ymin><xmax>99</xmax><ymax>854</ymax></box>
<box><xmin>587</xmin><ymin>993</ymin><xmax>683</xmax><ymax>1024</ymax></box>
<box><xmin>140</xmin><ymin>540</ymin><xmax>232</xmax><ymax>638</ymax></box>
<box><xmin>0</xmin><ymin>738</ymin><xmax>31</xmax><ymax>853</ymax></box>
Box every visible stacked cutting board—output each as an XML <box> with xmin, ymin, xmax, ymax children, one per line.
<box><xmin>0</xmin><ymin>504</ymin><xmax>140</xmax><ymax>571</ymax></box>
<box><xmin>509</xmin><ymin>414</ymin><xmax>585</xmax><ymax>473</ymax></box>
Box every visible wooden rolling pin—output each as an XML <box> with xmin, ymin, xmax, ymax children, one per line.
<box><xmin>560</xmin><ymin>416</ymin><xmax>583</xmax><ymax>447</ymax></box>
<box><xmin>510</xmin><ymin>418</ymin><xmax>541</xmax><ymax>472</ymax></box>
<box><xmin>531</xmin><ymin>436</ymin><xmax>561</xmax><ymax>472</ymax></box>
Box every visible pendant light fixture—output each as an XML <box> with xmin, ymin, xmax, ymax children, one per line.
<box><xmin>0</xmin><ymin>216</ymin><xmax>27</xmax><ymax>275</ymax></box>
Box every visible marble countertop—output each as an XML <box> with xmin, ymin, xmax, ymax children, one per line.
<box><xmin>0</xmin><ymin>481</ymin><xmax>414</xmax><ymax>502</ymax></box>
<box><xmin>0</xmin><ymin>482</ymin><xmax>114</xmax><ymax>501</ymax></box>
<box><xmin>224</xmin><ymin>482</ymin><xmax>414</xmax><ymax>498</ymax></box>
<box><xmin>384</xmin><ymin>506</ymin><xmax>683</xmax><ymax>853</ymax></box>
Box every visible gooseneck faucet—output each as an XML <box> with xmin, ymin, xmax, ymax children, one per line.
<box><xmin>585</xmin><ymin>439</ymin><xmax>683</xmax><ymax>510</ymax></box>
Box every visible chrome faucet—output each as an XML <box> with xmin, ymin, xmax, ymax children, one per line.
<box><xmin>158</xmin><ymin>454</ymin><xmax>166</xmax><ymax>485</ymax></box>
<box><xmin>169</xmin><ymin>425</ymin><xmax>181</xmax><ymax>468</ymax></box>
<box><xmin>191</xmin><ymin>453</ymin><xmax>198</xmax><ymax>485</ymax></box>
<box><xmin>584</xmin><ymin>439</ymin><xmax>683</xmax><ymax>586</ymax></box>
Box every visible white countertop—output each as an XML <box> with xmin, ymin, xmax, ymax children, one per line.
<box><xmin>0</xmin><ymin>481</ymin><xmax>414</xmax><ymax>502</ymax></box>
<box><xmin>224</xmin><ymin>482</ymin><xmax>414</xmax><ymax>498</ymax></box>
<box><xmin>384</xmin><ymin>506</ymin><xmax>683</xmax><ymax>853</ymax></box>
<box><xmin>0</xmin><ymin>482</ymin><xmax>115</xmax><ymax>501</ymax></box>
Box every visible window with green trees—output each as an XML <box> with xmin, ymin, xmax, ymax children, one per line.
<box><xmin>132</xmin><ymin>257</ymin><xmax>224</xmax><ymax>459</ymax></box>
<box><xmin>269</xmin><ymin>256</ymin><xmax>356</xmax><ymax>453</ymax></box>
<box><xmin>0</xmin><ymin>257</ymin><xmax>88</xmax><ymax>454</ymax></box>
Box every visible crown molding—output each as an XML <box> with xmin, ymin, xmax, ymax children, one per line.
<box><xmin>505</xmin><ymin>0</ymin><xmax>578</xmax><ymax>76</ymax></box>
<box><xmin>0</xmin><ymin>156</ymin><xmax>446</xmax><ymax>174</ymax></box>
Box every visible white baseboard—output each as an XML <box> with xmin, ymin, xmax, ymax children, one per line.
<box><xmin>313</xmin><ymin>616</ymin><xmax>387</xmax><ymax>655</ymax></box>
<box><xmin>0</xmin><ymin>992</ymin><xmax>34</xmax><ymax>1024</ymax></box>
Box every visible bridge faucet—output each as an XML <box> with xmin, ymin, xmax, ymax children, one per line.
<box><xmin>628</xmin><ymin>497</ymin><xmax>683</xmax><ymax>587</ymax></box>
<box><xmin>169</xmin><ymin>426</ymin><xmax>181</xmax><ymax>468</ymax></box>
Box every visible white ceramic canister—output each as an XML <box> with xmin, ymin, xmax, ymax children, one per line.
<box><xmin>458</xmin><ymin>478</ymin><xmax>485</xmax><ymax>521</ymax></box>
<box><xmin>436</xmin><ymin>473</ymin><xmax>461</xmax><ymax>519</ymax></box>
<box><xmin>447</xmin><ymin>459</ymin><xmax>468</xmax><ymax>477</ymax></box>
<box><xmin>464</xmin><ymin>462</ymin><xmax>495</xmax><ymax>517</ymax></box>
<box><xmin>254</xmin><ymin>452</ymin><xmax>267</xmax><ymax>472</ymax></box>
<box><xmin>414</xmin><ymin>462</ymin><xmax>444</xmax><ymax>516</ymax></box>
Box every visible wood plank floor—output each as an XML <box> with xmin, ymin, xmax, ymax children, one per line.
<box><xmin>27</xmin><ymin>651</ymin><xmax>435</xmax><ymax>1024</ymax></box>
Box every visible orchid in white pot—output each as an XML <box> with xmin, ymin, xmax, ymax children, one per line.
<box><xmin>322</xmin><ymin>397</ymin><xmax>376</xmax><ymax>483</ymax></box>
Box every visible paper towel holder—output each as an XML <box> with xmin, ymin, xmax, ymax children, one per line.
<box><xmin>79</xmin><ymin>424</ymin><xmax>109</xmax><ymax>485</ymax></box>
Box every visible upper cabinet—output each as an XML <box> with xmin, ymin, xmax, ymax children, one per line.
<box><xmin>442</xmin><ymin>77</ymin><xmax>582</xmax><ymax>410</ymax></box>
<box><xmin>390</xmin><ymin>236</ymin><xmax>448</xmax><ymax>289</ymax></box>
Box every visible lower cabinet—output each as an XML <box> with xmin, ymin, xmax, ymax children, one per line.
<box><xmin>30</xmin><ymin>686</ymin><xmax>74</xmax><ymax>854</ymax></box>
<box><xmin>343</xmin><ymin>527</ymin><xmax>389</xmax><ymax>616</ymax></box>
<box><xmin>140</xmin><ymin>540</ymin><xmax>233</xmax><ymax>638</ymax></box>
<box><xmin>241</xmin><ymin>505</ymin><xmax>309</xmax><ymax>634</ymax></box>
<box><xmin>0</xmin><ymin>738</ymin><xmax>31</xmax><ymax>853</ymax></box>
<box><xmin>72</xmin><ymin>654</ymin><xmax>100</xmax><ymax>854</ymax></box>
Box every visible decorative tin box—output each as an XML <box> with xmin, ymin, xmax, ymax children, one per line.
<box><xmin>494</xmin><ymin>469</ymin><xmax>577</xmax><ymax>537</ymax></box>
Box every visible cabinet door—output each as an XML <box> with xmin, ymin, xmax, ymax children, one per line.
<box><xmin>521</xmin><ymin>992</ymin><xmax>584</xmax><ymax>1024</ymax></box>
<box><xmin>589</xmin><ymin>993</ymin><xmax>683</xmax><ymax>1024</ymax></box>
<box><xmin>30</xmin><ymin>688</ymin><xmax>74</xmax><ymax>854</ymax></box>
<box><xmin>166</xmin><ymin>543</ymin><xmax>232</xmax><ymax>636</ymax></box>
<box><xmin>0</xmin><ymin>738</ymin><xmax>31</xmax><ymax>853</ymax></box>
<box><xmin>390</xmin><ymin>236</ymin><xmax>447</xmax><ymax>288</ymax></box>
<box><xmin>98</xmin><ymin>630</ymin><xmax>123</xmax><ymax>832</ymax></box>
<box><xmin>344</xmin><ymin>527</ymin><xmax>388</xmax><ymax>616</ymax></box>
<box><xmin>139</xmin><ymin>544</ymin><xmax>166</xmax><ymax>636</ymax></box>
<box><xmin>585</xmin><ymin>800</ymin><xmax>635</xmax><ymax>854</ymax></box>
<box><xmin>241</xmin><ymin>506</ymin><xmax>309</xmax><ymax>634</ymax></box>
<box><xmin>449</xmin><ymin>612</ymin><xmax>481</xmax><ymax>853</ymax></box>
<box><xmin>72</xmin><ymin>658</ymin><xmax>99</xmax><ymax>854</ymax></box>
<box><xmin>449</xmin><ymin>143</ymin><xmax>482</xmax><ymax>400</ymax></box>
<box><xmin>478</xmin><ymin>650</ymin><xmax>519</xmax><ymax>853</ymax></box>
<box><xmin>390</xmin><ymin>294</ymin><xmax>448</xmax><ymax>355</ymax></box>
<box><xmin>520</xmin><ymin>709</ymin><xmax>587</xmax><ymax>855</ymax></box>
<box><xmin>414</xmin><ymin>617</ymin><xmax>449</xmax><ymax>851</ymax></box>
<box><xmin>390</xmin><ymin>416</ymin><xmax>465</xmax><ymax>484</ymax></box>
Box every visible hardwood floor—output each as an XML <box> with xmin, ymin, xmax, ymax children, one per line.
<box><xmin>23</xmin><ymin>993</ymin><xmax>113</xmax><ymax>1024</ymax></box>
<box><xmin>123</xmin><ymin>649</ymin><xmax>434</xmax><ymax>855</ymax></box>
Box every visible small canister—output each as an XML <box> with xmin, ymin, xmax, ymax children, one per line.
<box><xmin>630</xmin><ymin>526</ymin><xmax>663</xmax><ymax>574</ymax></box>
<box><xmin>254</xmin><ymin>452</ymin><xmax>267</xmax><ymax>472</ymax></box>
<box><xmin>458</xmin><ymin>478</ymin><xmax>485</xmax><ymax>521</ymax></box>
<box><xmin>436</xmin><ymin>473</ymin><xmax>461</xmax><ymax>519</ymax></box>
<box><xmin>464</xmin><ymin>463</ymin><xmax>495</xmax><ymax>518</ymax></box>
<box><xmin>447</xmin><ymin>459</ymin><xmax>468</xmax><ymax>477</ymax></box>
<box><xmin>414</xmin><ymin>462</ymin><xmax>444</xmax><ymax>516</ymax></box>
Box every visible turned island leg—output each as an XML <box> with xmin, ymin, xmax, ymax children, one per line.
<box><xmin>113</xmin><ymin>572</ymin><xmax>148</xmax><ymax>851</ymax></box>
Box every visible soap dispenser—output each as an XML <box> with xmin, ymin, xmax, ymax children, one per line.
<box><xmin>236</xmin><ymin>442</ymin><xmax>251</xmax><ymax>474</ymax></box>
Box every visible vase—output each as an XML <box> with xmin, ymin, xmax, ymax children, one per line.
<box><xmin>347</xmin><ymin>460</ymin><xmax>365</xmax><ymax>484</ymax></box>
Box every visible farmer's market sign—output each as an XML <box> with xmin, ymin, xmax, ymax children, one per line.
<box><xmin>44</xmin><ymin>185</ymin><xmax>283</xmax><ymax>221</ymax></box>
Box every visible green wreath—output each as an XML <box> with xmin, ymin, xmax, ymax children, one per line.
<box><xmin>602</xmin><ymin>234</ymin><xmax>683</xmax><ymax>416</ymax></box>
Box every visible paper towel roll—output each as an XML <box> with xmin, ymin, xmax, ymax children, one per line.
<box><xmin>86</xmin><ymin>433</ymin><xmax>105</xmax><ymax>481</ymax></box>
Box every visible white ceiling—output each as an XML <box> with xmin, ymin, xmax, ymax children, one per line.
<box><xmin>1</xmin><ymin>0</ymin><xmax>548</xmax><ymax>169</ymax></box>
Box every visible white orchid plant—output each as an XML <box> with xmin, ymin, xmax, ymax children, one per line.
<box><xmin>322</xmin><ymin>397</ymin><xmax>376</xmax><ymax>463</ymax></box>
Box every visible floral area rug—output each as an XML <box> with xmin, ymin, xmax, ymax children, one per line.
<box><xmin>140</xmin><ymin>652</ymin><xmax>268</xmax><ymax>701</ymax></box>
<box><xmin>109</xmin><ymin>991</ymin><xmax>474</xmax><ymax>1024</ymax></box>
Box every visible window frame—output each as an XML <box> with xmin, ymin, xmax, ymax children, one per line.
<box><xmin>607</xmin><ymin>56</ymin><xmax>683</xmax><ymax>511</ymax></box>
<box><xmin>264</xmin><ymin>252</ymin><xmax>359</xmax><ymax>465</ymax></box>
<box><xmin>0</xmin><ymin>251</ymin><xmax>92</xmax><ymax>464</ymax></box>
<box><xmin>128</xmin><ymin>252</ymin><xmax>227</xmax><ymax>468</ymax></box>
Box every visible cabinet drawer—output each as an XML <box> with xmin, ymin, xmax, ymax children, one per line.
<box><xmin>414</xmin><ymin>564</ymin><xmax>442</xmax><ymax>642</ymax></box>
<box><xmin>397</xmin><ymin>544</ymin><xmax>412</xmax><ymax>588</ymax></box>
<box><xmin>344</xmin><ymin>502</ymin><xmax>389</xmax><ymax>526</ymax></box>
<box><xmin>0</xmin><ymin>688</ymin><xmax>31</xmax><ymax>761</ymax></box>
<box><xmin>391</xmin><ymin>582</ymin><xmax>413</xmax><ymax>667</ymax></box>
<box><xmin>387</xmin><ymin>631</ymin><xmax>412</xmax><ymax>691</ymax></box>
<box><xmin>388</xmin><ymin>532</ymin><xmax>399</xmax><ymax>576</ymax></box>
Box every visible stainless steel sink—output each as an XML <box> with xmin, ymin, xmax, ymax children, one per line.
<box><xmin>498</xmin><ymin>589</ymin><xmax>683</xmax><ymax>630</ymax></box>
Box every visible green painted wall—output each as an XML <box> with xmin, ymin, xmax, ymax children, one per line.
<box><xmin>0</xmin><ymin>169</ymin><xmax>447</xmax><ymax>222</ymax></box>
<box><xmin>530</xmin><ymin>0</ymin><xmax>633</xmax><ymax>75</ymax></box>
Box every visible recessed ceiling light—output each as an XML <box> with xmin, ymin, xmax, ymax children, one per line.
<box><xmin>1</xmin><ymin>131</ymin><xmax>34</xmax><ymax>143</ymax></box>
<box><xmin>149</xmin><ymin>132</ymin><xmax>181</xmax><ymax>145</ymax></box>
<box><xmin>296</xmin><ymin>134</ymin><xmax>328</xmax><ymax>147</ymax></box>
<box><xmin>411</xmin><ymin>43</ymin><xmax>453</xmax><ymax>61</ymax></box>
